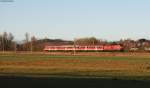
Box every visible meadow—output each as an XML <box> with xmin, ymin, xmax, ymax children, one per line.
<box><xmin>0</xmin><ymin>52</ymin><xmax>150</xmax><ymax>80</ymax></box>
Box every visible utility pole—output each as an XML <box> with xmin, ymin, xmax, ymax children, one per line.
<box><xmin>73</xmin><ymin>38</ymin><xmax>76</xmax><ymax>55</ymax></box>
<box><xmin>14</xmin><ymin>41</ymin><xmax>17</xmax><ymax>53</ymax></box>
<box><xmin>93</xmin><ymin>40</ymin><xmax>94</xmax><ymax>45</ymax></box>
<box><xmin>30</xmin><ymin>40</ymin><xmax>33</xmax><ymax>53</ymax></box>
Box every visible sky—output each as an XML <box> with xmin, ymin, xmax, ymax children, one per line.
<box><xmin>0</xmin><ymin>0</ymin><xmax>150</xmax><ymax>41</ymax></box>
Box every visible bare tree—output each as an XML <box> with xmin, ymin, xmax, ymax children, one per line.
<box><xmin>3</xmin><ymin>32</ymin><xmax>8</xmax><ymax>51</ymax></box>
<box><xmin>0</xmin><ymin>32</ymin><xmax>15</xmax><ymax>52</ymax></box>
<box><xmin>25</xmin><ymin>32</ymin><xmax>29</xmax><ymax>43</ymax></box>
<box><xmin>31</xmin><ymin>36</ymin><xmax>37</xmax><ymax>52</ymax></box>
<box><xmin>8</xmin><ymin>33</ymin><xmax>14</xmax><ymax>51</ymax></box>
<box><xmin>75</xmin><ymin>37</ymin><xmax>98</xmax><ymax>45</ymax></box>
<box><xmin>24</xmin><ymin>32</ymin><xmax>30</xmax><ymax>51</ymax></box>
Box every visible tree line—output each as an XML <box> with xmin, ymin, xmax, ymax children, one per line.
<box><xmin>0</xmin><ymin>32</ymin><xmax>150</xmax><ymax>52</ymax></box>
<box><xmin>0</xmin><ymin>32</ymin><xmax>15</xmax><ymax>51</ymax></box>
<box><xmin>0</xmin><ymin>32</ymin><xmax>36</xmax><ymax>52</ymax></box>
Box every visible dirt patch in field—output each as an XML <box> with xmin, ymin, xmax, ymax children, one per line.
<box><xmin>0</xmin><ymin>59</ymin><xmax>150</xmax><ymax>76</ymax></box>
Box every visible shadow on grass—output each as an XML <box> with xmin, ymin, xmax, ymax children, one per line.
<box><xmin>0</xmin><ymin>76</ymin><xmax>150</xmax><ymax>88</ymax></box>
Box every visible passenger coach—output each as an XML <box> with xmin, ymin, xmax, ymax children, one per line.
<box><xmin>44</xmin><ymin>45</ymin><xmax>123</xmax><ymax>52</ymax></box>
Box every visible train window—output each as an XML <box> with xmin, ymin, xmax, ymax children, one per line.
<box><xmin>87</xmin><ymin>46</ymin><xmax>95</xmax><ymax>48</ymax></box>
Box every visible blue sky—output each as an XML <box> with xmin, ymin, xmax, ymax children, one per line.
<box><xmin>0</xmin><ymin>0</ymin><xmax>150</xmax><ymax>41</ymax></box>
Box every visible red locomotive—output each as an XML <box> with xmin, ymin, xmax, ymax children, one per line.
<box><xmin>44</xmin><ymin>45</ymin><xmax>123</xmax><ymax>51</ymax></box>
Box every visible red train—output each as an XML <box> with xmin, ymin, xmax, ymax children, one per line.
<box><xmin>44</xmin><ymin>45</ymin><xmax>123</xmax><ymax>51</ymax></box>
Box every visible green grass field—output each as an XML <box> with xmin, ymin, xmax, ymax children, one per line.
<box><xmin>0</xmin><ymin>52</ymin><xmax>150</xmax><ymax>80</ymax></box>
